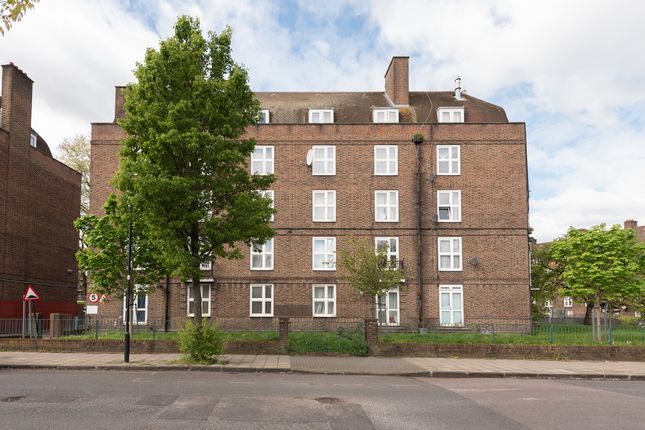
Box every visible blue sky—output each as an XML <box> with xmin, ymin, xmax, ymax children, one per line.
<box><xmin>1</xmin><ymin>0</ymin><xmax>644</xmax><ymax>242</ymax></box>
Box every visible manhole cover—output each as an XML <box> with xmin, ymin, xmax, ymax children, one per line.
<box><xmin>315</xmin><ymin>397</ymin><xmax>342</xmax><ymax>404</ymax></box>
<box><xmin>1</xmin><ymin>396</ymin><xmax>25</xmax><ymax>402</ymax></box>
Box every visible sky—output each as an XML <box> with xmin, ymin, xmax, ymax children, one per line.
<box><xmin>1</xmin><ymin>0</ymin><xmax>644</xmax><ymax>242</ymax></box>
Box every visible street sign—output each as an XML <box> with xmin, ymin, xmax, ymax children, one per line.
<box><xmin>23</xmin><ymin>286</ymin><xmax>40</xmax><ymax>301</ymax></box>
<box><xmin>88</xmin><ymin>293</ymin><xmax>100</xmax><ymax>304</ymax></box>
<box><xmin>99</xmin><ymin>294</ymin><xmax>109</xmax><ymax>303</ymax></box>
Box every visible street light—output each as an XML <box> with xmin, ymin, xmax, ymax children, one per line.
<box><xmin>124</xmin><ymin>205</ymin><xmax>133</xmax><ymax>363</ymax></box>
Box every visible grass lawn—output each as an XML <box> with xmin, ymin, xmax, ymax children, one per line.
<box><xmin>381</xmin><ymin>324</ymin><xmax>645</xmax><ymax>346</ymax></box>
<box><xmin>288</xmin><ymin>331</ymin><xmax>368</xmax><ymax>356</ymax></box>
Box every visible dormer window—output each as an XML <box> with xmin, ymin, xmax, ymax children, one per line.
<box><xmin>308</xmin><ymin>109</ymin><xmax>334</xmax><ymax>124</ymax></box>
<box><xmin>437</xmin><ymin>107</ymin><xmax>464</xmax><ymax>123</ymax></box>
<box><xmin>259</xmin><ymin>109</ymin><xmax>270</xmax><ymax>124</ymax></box>
<box><xmin>372</xmin><ymin>108</ymin><xmax>399</xmax><ymax>123</ymax></box>
<box><xmin>30</xmin><ymin>133</ymin><xmax>37</xmax><ymax>148</ymax></box>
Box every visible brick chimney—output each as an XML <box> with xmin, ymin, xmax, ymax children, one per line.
<box><xmin>624</xmin><ymin>219</ymin><xmax>638</xmax><ymax>230</ymax></box>
<box><xmin>384</xmin><ymin>56</ymin><xmax>409</xmax><ymax>106</ymax></box>
<box><xmin>1</xmin><ymin>63</ymin><xmax>33</xmax><ymax>137</ymax></box>
<box><xmin>114</xmin><ymin>86</ymin><xmax>126</xmax><ymax>121</ymax></box>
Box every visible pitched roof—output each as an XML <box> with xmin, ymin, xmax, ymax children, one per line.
<box><xmin>256</xmin><ymin>91</ymin><xmax>508</xmax><ymax>124</ymax></box>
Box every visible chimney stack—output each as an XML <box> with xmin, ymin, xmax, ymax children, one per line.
<box><xmin>455</xmin><ymin>76</ymin><xmax>463</xmax><ymax>100</ymax></box>
<box><xmin>624</xmin><ymin>219</ymin><xmax>638</xmax><ymax>230</ymax></box>
<box><xmin>114</xmin><ymin>86</ymin><xmax>126</xmax><ymax>121</ymax></box>
<box><xmin>1</xmin><ymin>63</ymin><xmax>33</xmax><ymax>148</ymax></box>
<box><xmin>384</xmin><ymin>57</ymin><xmax>409</xmax><ymax>106</ymax></box>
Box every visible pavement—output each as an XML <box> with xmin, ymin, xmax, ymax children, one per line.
<box><xmin>1</xmin><ymin>351</ymin><xmax>645</xmax><ymax>380</ymax></box>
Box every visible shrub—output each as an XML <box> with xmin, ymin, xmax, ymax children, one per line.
<box><xmin>178</xmin><ymin>320</ymin><xmax>223</xmax><ymax>363</ymax></box>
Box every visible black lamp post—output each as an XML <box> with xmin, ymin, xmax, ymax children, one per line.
<box><xmin>124</xmin><ymin>207</ymin><xmax>133</xmax><ymax>363</ymax></box>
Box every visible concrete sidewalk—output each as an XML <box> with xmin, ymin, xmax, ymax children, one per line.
<box><xmin>1</xmin><ymin>351</ymin><xmax>644</xmax><ymax>380</ymax></box>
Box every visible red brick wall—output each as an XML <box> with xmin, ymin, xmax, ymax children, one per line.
<box><xmin>91</xmin><ymin>119</ymin><xmax>529</xmax><ymax>328</ymax></box>
<box><xmin>0</xmin><ymin>64</ymin><xmax>81</xmax><ymax>318</ymax></box>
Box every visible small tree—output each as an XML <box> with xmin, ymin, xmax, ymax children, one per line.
<box><xmin>551</xmin><ymin>224</ymin><xmax>645</xmax><ymax>341</ymax></box>
<box><xmin>337</xmin><ymin>238</ymin><xmax>406</xmax><ymax>323</ymax></box>
<box><xmin>57</xmin><ymin>134</ymin><xmax>91</xmax><ymax>216</ymax></box>
<box><xmin>530</xmin><ymin>243</ymin><xmax>563</xmax><ymax>320</ymax></box>
<box><xmin>115</xmin><ymin>16</ymin><xmax>274</xmax><ymax>327</ymax></box>
<box><xmin>75</xmin><ymin>195</ymin><xmax>164</xmax><ymax>302</ymax></box>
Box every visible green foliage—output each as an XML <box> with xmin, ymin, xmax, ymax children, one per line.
<box><xmin>551</xmin><ymin>224</ymin><xmax>645</xmax><ymax>306</ymax></box>
<box><xmin>114</xmin><ymin>16</ymin><xmax>274</xmax><ymax>325</ymax></box>
<box><xmin>74</xmin><ymin>195</ymin><xmax>165</xmax><ymax>298</ymax></box>
<box><xmin>551</xmin><ymin>224</ymin><xmax>645</xmax><ymax>340</ymax></box>
<box><xmin>530</xmin><ymin>243</ymin><xmax>563</xmax><ymax>319</ymax></box>
<box><xmin>381</xmin><ymin>324</ymin><xmax>645</xmax><ymax>345</ymax></box>
<box><xmin>337</xmin><ymin>237</ymin><xmax>406</xmax><ymax>318</ymax></box>
<box><xmin>0</xmin><ymin>0</ymin><xmax>38</xmax><ymax>35</ymax></box>
<box><xmin>57</xmin><ymin>134</ymin><xmax>91</xmax><ymax>216</ymax></box>
<box><xmin>178</xmin><ymin>320</ymin><xmax>223</xmax><ymax>362</ymax></box>
<box><xmin>288</xmin><ymin>332</ymin><xmax>368</xmax><ymax>356</ymax></box>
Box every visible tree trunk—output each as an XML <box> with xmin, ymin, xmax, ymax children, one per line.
<box><xmin>190</xmin><ymin>226</ymin><xmax>202</xmax><ymax>328</ymax></box>
<box><xmin>594</xmin><ymin>295</ymin><xmax>601</xmax><ymax>342</ymax></box>
<box><xmin>583</xmin><ymin>302</ymin><xmax>593</xmax><ymax>325</ymax></box>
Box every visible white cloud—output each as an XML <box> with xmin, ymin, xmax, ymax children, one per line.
<box><xmin>1</xmin><ymin>0</ymin><xmax>643</xmax><ymax>241</ymax></box>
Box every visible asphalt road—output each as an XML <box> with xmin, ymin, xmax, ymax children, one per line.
<box><xmin>0</xmin><ymin>370</ymin><xmax>644</xmax><ymax>429</ymax></box>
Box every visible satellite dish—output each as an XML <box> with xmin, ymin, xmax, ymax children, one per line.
<box><xmin>306</xmin><ymin>149</ymin><xmax>313</xmax><ymax>166</ymax></box>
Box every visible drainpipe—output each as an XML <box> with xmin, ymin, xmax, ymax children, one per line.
<box><xmin>413</xmin><ymin>131</ymin><xmax>425</xmax><ymax>329</ymax></box>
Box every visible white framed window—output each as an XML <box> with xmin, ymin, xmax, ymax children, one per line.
<box><xmin>375</xmin><ymin>237</ymin><xmax>399</xmax><ymax>267</ymax></box>
<box><xmin>437</xmin><ymin>107</ymin><xmax>464</xmax><ymax>123</ymax></box>
<box><xmin>439</xmin><ymin>285</ymin><xmax>463</xmax><ymax>326</ymax></box>
<box><xmin>312</xmin><ymin>145</ymin><xmax>336</xmax><ymax>175</ymax></box>
<box><xmin>312</xmin><ymin>190</ymin><xmax>336</xmax><ymax>222</ymax></box>
<box><xmin>438</xmin><ymin>237</ymin><xmax>462</xmax><ymax>271</ymax></box>
<box><xmin>258</xmin><ymin>190</ymin><xmax>274</xmax><ymax>222</ymax></box>
<box><xmin>250</xmin><ymin>284</ymin><xmax>273</xmax><ymax>317</ymax></box>
<box><xmin>258</xmin><ymin>109</ymin><xmax>270</xmax><ymax>124</ymax></box>
<box><xmin>123</xmin><ymin>287</ymin><xmax>148</xmax><ymax>325</ymax></box>
<box><xmin>563</xmin><ymin>297</ymin><xmax>573</xmax><ymax>308</ymax></box>
<box><xmin>308</xmin><ymin>109</ymin><xmax>334</xmax><ymax>124</ymax></box>
<box><xmin>545</xmin><ymin>299</ymin><xmax>553</xmax><ymax>309</ymax></box>
<box><xmin>372</xmin><ymin>108</ymin><xmax>399</xmax><ymax>123</ymax></box>
<box><xmin>374</xmin><ymin>145</ymin><xmax>398</xmax><ymax>176</ymax></box>
<box><xmin>251</xmin><ymin>146</ymin><xmax>274</xmax><ymax>175</ymax></box>
<box><xmin>251</xmin><ymin>238</ymin><xmax>273</xmax><ymax>270</ymax></box>
<box><xmin>312</xmin><ymin>237</ymin><xmax>336</xmax><ymax>270</ymax></box>
<box><xmin>376</xmin><ymin>288</ymin><xmax>400</xmax><ymax>326</ymax></box>
<box><xmin>29</xmin><ymin>133</ymin><xmax>37</xmax><ymax>148</ymax></box>
<box><xmin>565</xmin><ymin>309</ymin><xmax>573</xmax><ymax>317</ymax></box>
<box><xmin>437</xmin><ymin>190</ymin><xmax>461</xmax><ymax>222</ymax></box>
<box><xmin>313</xmin><ymin>284</ymin><xmax>336</xmax><ymax>317</ymax></box>
<box><xmin>200</xmin><ymin>260</ymin><xmax>212</xmax><ymax>271</ymax></box>
<box><xmin>187</xmin><ymin>283</ymin><xmax>211</xmax><ymax>317</ymax></box>
<box><xmin>375</xmin><ymin>190</ymin><xmax>399</xmax><ymax>222</ymax></box>
<box><xmin>635</xmin><ymin>311</ymin><xmax>642</xmax><ymax>318</ymax></box>
<box><xmin>437</xmin><ymin>145</ymin><xmax>460</xmax><ymax>175</ymax></box>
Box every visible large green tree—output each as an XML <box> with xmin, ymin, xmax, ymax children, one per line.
<box><xmin>551</xmin><ymin>224</ymin><xmax>645</xmax><ymax>341</ymax></box>
<box><xmin>337</xmin><ymin>238</ymin><xmax>406</xmax><ymax>322</ymax></box>
<box><xmin>115</xmin><ymin>16</ymin><xmax>274</xmax><ymax>326</ymax></box>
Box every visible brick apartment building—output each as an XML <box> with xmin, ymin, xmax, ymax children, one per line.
<box><xmin>91</xmin><ymin>57</ymin><xmax>531</xmax><ymax>329</ymax></box>
<box><xmin>0</xmin><ymin>64</ymin><xmax>81</xmax><ymax>318</ymax></box>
